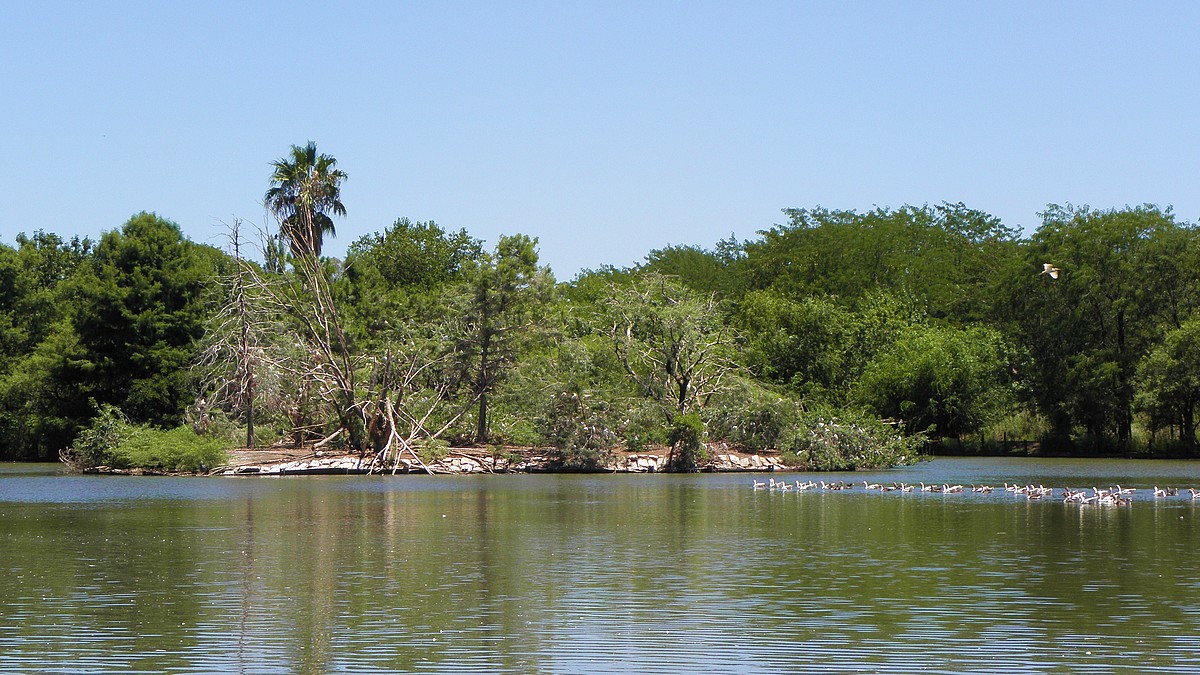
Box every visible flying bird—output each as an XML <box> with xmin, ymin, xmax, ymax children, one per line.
<box><xmin>1040</xmin><ymin>263</ymin><xmax>1060</xmax><ymax>279</ymax></box>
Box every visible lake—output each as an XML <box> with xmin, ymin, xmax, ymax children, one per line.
<box><xmin>2</xmin><ymin>457</ymin><xmax>1199</xmax><ymax>673</ymax></box>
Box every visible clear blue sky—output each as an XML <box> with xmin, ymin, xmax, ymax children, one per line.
<box><xmin>3</xmin><ymin>1</ymin><xmax>1198</xmax><ymax>278</ymax></box>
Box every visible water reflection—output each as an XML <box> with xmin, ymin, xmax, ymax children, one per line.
<box><xmin>1</xmin><ymin>460</ymin><xmax>1199</xmax><ymax>673</ymax></box>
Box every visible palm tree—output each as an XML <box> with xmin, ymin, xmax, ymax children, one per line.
<box><xmin>264</xmin><ymin>141</ymin><xmax>347</xmax><ymax>259</ymax></box>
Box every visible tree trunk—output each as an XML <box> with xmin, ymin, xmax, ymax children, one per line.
<box><xmin>476</xmin><ymin>334</ymin><xmax>490</xmax><ymax>444</ymax></box>
<box><xmin>233</xmin><ymin>225</ymin><xmax>255</xmax><ymax>449</ymax></box>
<box><xmin>1183</xmin><ymin>398</ymin><xmax>1196</xmax><ymax>448</ymax></box>
<box><xmin>246</xmin><ymin>377</ymin><xmax>255</xmax><ymax>448</ymax></box>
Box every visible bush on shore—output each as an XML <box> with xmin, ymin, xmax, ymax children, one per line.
<box><xmin>780</xmin><ymin>409</ymin><xmax>925</xmax><ymax>471</ymax></box>
<box><xmin>66</xmin><ymin>404</ymin><xmax>230</xmax><ymax>473</ymax></box>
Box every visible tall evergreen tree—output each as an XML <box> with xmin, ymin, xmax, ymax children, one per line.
<box><xmin>462</xmin><ymin>234</ymin><xmax>548</xmax><ymax>443</ymax></box>
<box><xmin>71</xmin><ymin>212</ymin><xmax>221</xmax><ymax>427</ymax></box>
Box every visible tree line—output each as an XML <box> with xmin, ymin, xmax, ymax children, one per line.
<box><xmin>3</xmin><ymin>143</ymin><xmax>1199</xmax><ymax>469</ymax></box>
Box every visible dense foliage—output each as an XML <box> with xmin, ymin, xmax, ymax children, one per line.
<box><xmin>66</xmin><ymin>405</ymin><xmax>229</xmax><ymax>473</ymax></box>
<box><xmin>0</xmin><ymin>215</ymin><xmax>221</xmax><ymax>460</ymax></box>
<box><xmin>4</xmin><ymin>147</ymin><xmax>1200</xmax><ymax>467</ymax></box>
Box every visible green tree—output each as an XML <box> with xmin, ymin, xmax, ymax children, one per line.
<box><xmin>70</xmin><ymin>212</ymin><xmax>222</xmax><ymax>427</ymax></box>
<box><xmin>854</xmin><ymin>324</ymin><xmax>1017</xmax><ymax>438</ymax></box>
<box><xmin>260</xmin><ymin>144</ymin><xmax>363</xmax><ymax>449</ymax></box>
<box><xmin>0</xmin><ymin>230</ymin><xmax>95</xmax><ymax>459</ymax></box>
<box><xmin>461</xmin><ymin>234</ymin><xmax>551</xmax><ymax>443</ymax></box>
<box><xmin>0</xmin><ymin>320</ymin><xmax>88</xmax><ymax>460</ymax></box>
<box><xmin>563</xmin><ymin>265</ymin><xmax>639</xmax><ymax>307</ymax></box>
<box><xmin>742</xmin><ymin>203</ymin><xmax>1019</xmax><ymax>321</ymax></box>
<box><xmin>734</xmin><ymin>288</ymin><xmax>923</xmax><ymax>406</ymax></box>
<box><xmin>667</xmin><ymin>412</ymin><xmax>707</xmax><ymax>471</ymax></box>
<box><xmin>735</xmin><ymin>291</ymin><xmax>854</xmax><ymax>400</ymax></box>
<box><xmin>264</xmin><ymin>141</ymin><xmax>347</xmax><ymax>259</ymax></box>
<box><xmin>601</xmin><ymin>273</ymin><xmax>734</xmax><ymax>423</ymax></box>
<box><xmin>1135</xmin><ymin>317</ymin><xmax>1200</xmax><ymax>446</ymax></box>
<box><xmin>341</xmin><ymin>218</ymin><xmax>485</xmax><ymax>349</ymax></box>
<box><xmin>641</xmin><ymin>240</ymin><xmax>743</xmax><ymax>296</ymax></box>
<box><xmin>1006</xmin><ymin>204</ymin><xmax>1196</xmax><ymax>445</ymax></box>
<box><xmin>347</xmin><ymin>218</ymin><xmax>483</xmax><ymax>289</ymax></box>
<box><xmin>0</xmin><ymin>232</ymin><xmax>91</xmax><ymax>361</ymax></box>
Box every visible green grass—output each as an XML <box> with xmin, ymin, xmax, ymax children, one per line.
<box><xmin>108</xmin><ymin>426</ymin><xmax>230</xmax><ymax>473</ymax></box>
<box><xmin>72</xmin><ymin>407</ymin><xmax>230</xmax><ymax>472</ymax></box>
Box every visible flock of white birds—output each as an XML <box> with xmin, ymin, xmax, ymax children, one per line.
<box><xmin>751</xmin><ymin>477</ymin><xmax>1200</xmax><ymax>506</ymax></box>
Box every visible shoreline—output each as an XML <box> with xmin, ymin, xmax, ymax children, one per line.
<box><xmin>206</xmin><ymin>445</ymin><xmax>795</xmax><ymax>476</ymax></box>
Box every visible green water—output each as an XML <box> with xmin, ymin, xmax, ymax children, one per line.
<box><xmin>2</xmin><ymin>458</ymin><xmax>1199</xmax><ymax>673</ymax></box>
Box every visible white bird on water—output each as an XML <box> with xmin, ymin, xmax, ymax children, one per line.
<box><xmin>1041</xmin><ymin>263</ymin><xmax>1061</xmax><ymax>279</ymax></box>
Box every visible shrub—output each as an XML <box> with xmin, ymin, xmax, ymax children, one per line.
<box><xmin>490</xmin><ymin>413</ymin><xmax>542</xmax><ymax>447</ymax></box>
<box><xmin>540</xmin><ymin>390</ymin><xmax>618</xmax><ymax>470</ymax></box>
<box><xmin>781</xmin><ymin>409</ymin><xmax>924</xmax><ymax>471</ymax></box>
<box><xmin>704</xmin><ymin>382</ymin><xmax>802</xmax><ymax>451</ymax></box>
<box><xmin>618</xmin><ymin>402</ymin><xmax>668</xmax><ymax>452</ymax></box>
<box><xmin>982</xmin><ymin>410</ymin><xmax>1050</xmax><ymax>444</ymax></box>
<box><xmin>668</xmin><ymin>412</ymin><xmax>708</xmax><ymax>472</ymax></box>
<box><xmin>70</xmin><ymin>404</ymin><xmax>129</xmax><ymax>468</ymax></box>
<box><xmin>490</xmin><ymin>444</ymin><xmax>524</xmax><ymax>466</ymax></box>
<box><xmin>416</xmin><ymin>438</ymin><xmax>450</xmax><ymax>464</ymax></box>
<box><xmin>109</xmin><ymin>426</ymin><xmax>230</xmax><ymax>473</ymax></box>
<box><xmin>69</xmin><ymin>405</ymin><xmax>230</xmax><ymax>472</ymax></box>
